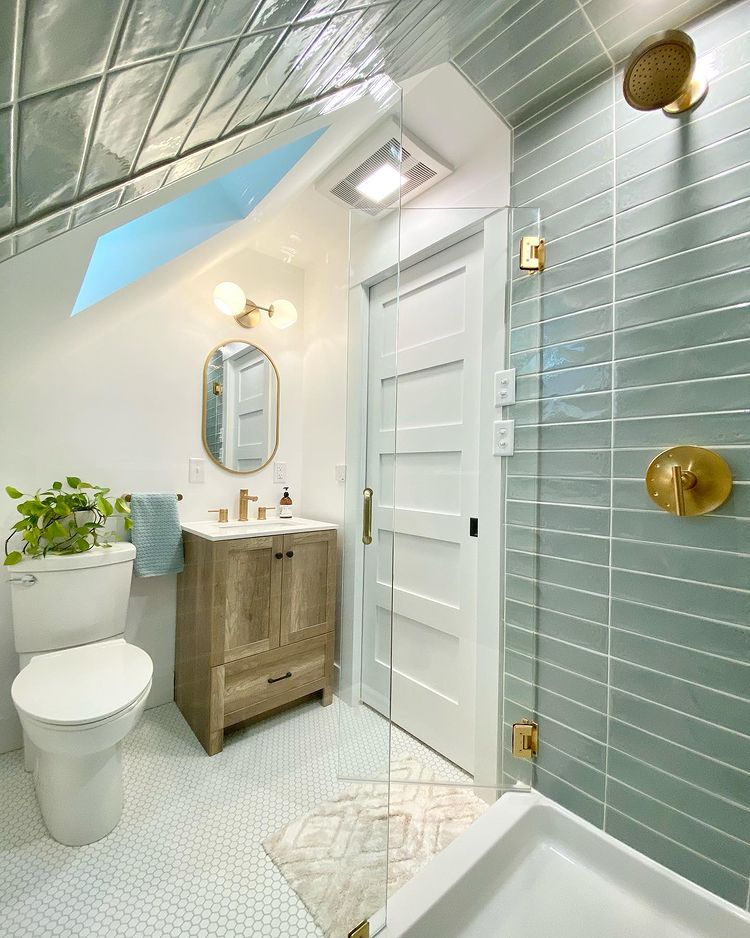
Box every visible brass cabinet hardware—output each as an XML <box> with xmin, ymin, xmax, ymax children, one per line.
<box><xmin>362</xmin><ymin>488</ymin><xmax>373</xmax><ymax>545</ymax></box>
<box><xmin>348</xmin><ymin>922</ymin><xmax>370</xmax><ymax>938</ymax></box>
<box><xmin>208</xmin><ymin>508</ymin><xmax>229</xmax><ymax>523</ymax></box>
<box><xmin>645</xmin><ymin>446</ymin><xmax>732</xmax><ymax>516</ymax></box>
<box><xmin>519</xmin><ymin>235</ymin><xmax>545</xmax><ymax>272</ymax></box>
<box><xmin>267</xmin><ymin>671</ymin><xmax>292</xmax><ymax>684</ymax></box>
<box><xmin>512</xmin><ymin>720</ymin><xmax>538</xmax><ymax>759</ymax></box>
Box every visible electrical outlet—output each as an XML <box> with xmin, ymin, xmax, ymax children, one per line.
<box><xmin>273</xmin><ymin>461</ymin><xmax>288</xmax><ymax>484</ymax></box>
<box><xmin>335</xmin><ymin>464</ymin><xmax>346</xmax><ymax>484</ymax></box>
<box><xmin>188</xmin><ymin>457</ymin><xmax>205</xmax><ymax>483</ymax></box>
<box><xmin>494</xmin><ymin>368</ymin><xmax>516</xmax><ymax>406</ymax></box>
<box><xmin>493</xmin><ymin>419</ymin><xmax>515</xmax><ymax>456</ymax></box>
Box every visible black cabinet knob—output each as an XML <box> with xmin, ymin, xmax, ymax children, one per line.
<box><xmin>286</xmin><ymin>550</ymin><xmax>294</xmax><ymax>558</ymax></box>
<box><xmin>275</xmin><ymin>552</ymin><xmax>283</xmax><ymax>559</ymax></box>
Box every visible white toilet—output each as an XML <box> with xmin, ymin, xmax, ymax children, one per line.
<box><xmin>9</xmin><ymin>542</ymin><xmax>152</xmax><ymax>846</ymax></box>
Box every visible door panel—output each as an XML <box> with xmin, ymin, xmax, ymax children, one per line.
<box><xmin>217</xmin><ymin>535</ymin><xmax>282</xmax><ymax>661</ymax></box>
<box><xmin>225</xmin><ymin>346</ymin><xmax>272</xmax><ymax>471</ymax></box>
<box><xmin>280</xmin><ymin>530</ymin><xmax>336</xmax><ymax>644</ymax></box>
<box><xmin>363</xmin><ymin>233</ymin><xmax>483</xmax><ymax>772</ymax></box>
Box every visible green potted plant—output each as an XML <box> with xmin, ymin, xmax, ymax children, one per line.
<box><xmin>4</xmin><ymin>477</ymin><xmax>132</xmax><ymax>566</ymax></box>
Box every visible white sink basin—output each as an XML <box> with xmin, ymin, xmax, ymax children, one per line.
<box><xmin>182</xmin><ymin>517</ymin><xmax>337</xmax><ymax>541</ymax></box>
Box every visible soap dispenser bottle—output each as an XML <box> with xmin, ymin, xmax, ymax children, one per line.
<box><xmin>279</xmin><ymin>486</ymin><xmax>293</xmax><ymax>519</ymax></box>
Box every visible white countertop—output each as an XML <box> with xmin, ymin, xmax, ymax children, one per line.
<box><xmin>181</xmin><ymin>517</ymin><xmax>337</xmax><ymax>542</ymax></box>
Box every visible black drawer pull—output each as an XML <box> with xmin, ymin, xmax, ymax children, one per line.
<box><xmin>275</xmin><ymin>552</ymin><xmax>283</xmax><ymax>559</ymax></box>
<box><xmin>268</xmin><ymin>671</ymin><xmax>292</xmax><ymax>684</ymax></box>
<box><xmin>286</xmin><ymin>550</ymin><xmax>294</xmax><ymax>558</ymax></box>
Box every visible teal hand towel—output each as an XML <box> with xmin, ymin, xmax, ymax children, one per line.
<box><xmin>128</xmin><ymin>493</ymin><xmax>184</xmax><ymax>577</ymax></box>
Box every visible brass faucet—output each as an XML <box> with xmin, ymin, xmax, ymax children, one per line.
<box><xmin>238</xmin><ymin>489</ymin><xmax>258</xmax><ymax>521</ymax></box>
<box><xmin>257</xmin><ymin>506</ymin><xmax>275</xmax><ymax>521</ymax></box>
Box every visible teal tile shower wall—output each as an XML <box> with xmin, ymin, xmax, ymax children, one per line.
<box><xmin>505</xmin><ymin>0</ymin><xmax>750</xmax><ymax>908</ymax></box>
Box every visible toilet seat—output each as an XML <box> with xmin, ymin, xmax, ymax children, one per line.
<box><xmin>12</xmin><ymin>639</ymin><xmax>153</xmax><ymax>726</ymax></box>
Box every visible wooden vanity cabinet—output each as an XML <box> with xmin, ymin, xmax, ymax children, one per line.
<box><xmin>175</xmin><ymin>528</ymin><xmax>336</xmax><ymax>755</ymax></box>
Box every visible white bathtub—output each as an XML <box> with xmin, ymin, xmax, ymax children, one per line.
<box><xmin>380</xmin><ymin>790</ymin><xmax>750</xmax><ymax>937</ymax></box>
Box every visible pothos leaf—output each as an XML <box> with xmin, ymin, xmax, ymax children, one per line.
<box><xmin>4</xmin><ymin>551</ymin><xmax>23</xmax><ymax>565</ymax></box>
<box><xmin>5</xmin><ymin>486</ymin><xmax>23</xmax><ymax>499</ymax></box>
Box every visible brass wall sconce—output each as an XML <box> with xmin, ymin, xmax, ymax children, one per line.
<box><xmin>212</xmin><ymin>281</ymin><xmax>298</xmax><ymax>329</ymax></box>
<box><xmin>645</xmin><ymin>445</ymin><xmax>733</xmax><ymax>516</ymax></box>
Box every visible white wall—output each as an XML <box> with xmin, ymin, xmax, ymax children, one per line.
<box><xmin>0</xmin><ymin>218</ymin><xmax>306</xmax><ymax>752</ymax></box>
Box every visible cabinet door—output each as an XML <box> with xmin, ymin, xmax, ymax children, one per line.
<box><xmin>280</xmin><ymin>530</ymin><xmax>336</xmax><ymax>645</ymax></box>
<box><xmin>216</xmin><ymin>535</ymin><xmax>282</xmax><ymax>661</ymax></box>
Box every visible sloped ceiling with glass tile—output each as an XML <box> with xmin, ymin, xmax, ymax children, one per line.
<box><xmin>0</xmin><ymin>0</ymin><xmax>722</xmax><ymax>257</ymax></box>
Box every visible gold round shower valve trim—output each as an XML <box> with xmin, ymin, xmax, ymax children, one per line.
<box><xmin>645</xmin><ymin>446</ymin><xmax>732</xmax><ymax>516</ymax></box>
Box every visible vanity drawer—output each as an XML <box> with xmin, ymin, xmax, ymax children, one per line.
<box><xmin>223</xmin><ymin>634</ymin><xmax>329</xmax><ymax>725</ymax></box>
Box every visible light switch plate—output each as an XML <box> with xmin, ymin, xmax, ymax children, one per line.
<box><xmin>495</xmin><ymin>368</ymin><xmax>516</xmax><ymax>406</ymax></box>
<box><xmin>335</xmin><ymin>464</ymin><xmax>346</xmax><ymax>483</ymax></box>
<box><xmin>493</xmin><ymin>419</ymin><xmax>515</xmax><ymax>456</ymax></box>
<box><xmin>273</xmin><ymin>461</ymin><xmax>288</xmax><ymax>484</ymax></box>
<box><xmin>188</xmin><ymin>457</ymin><xmax>205</xmax><ymax>483</ymax></box>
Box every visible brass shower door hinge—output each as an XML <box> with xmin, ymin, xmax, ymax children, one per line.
<box><xmin>512</xmin><ymin>720</ymin><xmax>539</xmax><ymax>759</ymax></box>
<box><xmin>519</xmin><ymin>235</ymin><xmax>545</xmax><ymax>272</ymax></box>
<box><xmin>348</xmin><ymin>921</ymin><xmax>370</xmax><ymax>938</ymax></box>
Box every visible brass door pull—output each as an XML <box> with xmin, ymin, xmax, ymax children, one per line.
<box><xmin>362</xmin><ymin>488</ymin><xmax>373</xmax><ymax>545</ymax></box>
<box><xmin>646</xmin><ymin>446</ymin><xmax>732</xmax><ymax>516</ymax></box>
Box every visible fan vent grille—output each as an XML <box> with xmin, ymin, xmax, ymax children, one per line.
<box><xmin>329</xmin><ymin>138</ymin><xmax>437</xmax><ymax>215</ymax></box>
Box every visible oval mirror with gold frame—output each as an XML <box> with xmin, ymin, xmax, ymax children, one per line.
<box><xmin>202</xmin><ymin>339</ymin><xmax>280</xmax><ymax>474</ymax></box>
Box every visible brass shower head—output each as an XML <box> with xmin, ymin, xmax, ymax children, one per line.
<box><xmin>623</xmin><ymin>29</ymin><xmax>708</xmax><ymax>116</ymax></box>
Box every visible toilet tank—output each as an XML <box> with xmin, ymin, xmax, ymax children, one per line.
<box><xmin>8</xmin><ymin>543</ymin><xmax>136</xmax><ymax>653</ymax></box>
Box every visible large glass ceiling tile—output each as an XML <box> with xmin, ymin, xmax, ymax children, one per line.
<box><xmin>300</xmin><ymin>5</ymin><xmax>389</xmax><ymax>99</ymax></box>
<box><xmin>0</xmin><ymin>1</ymin><xmax>16</xmax><ymax>106</ymax></box>
<box><xmin>182</xmin><ymin>31</ymin><xmax>281</xmax><ymax>152</ymax></box>
<box><xmin>19</xmin><ymin>0</ymin><xmax>122</xmax><ymax>96</ymax></box>
<box><xmin>227</xmin><ymin>22</ymin><xmax>322</xmax><ymax>130</ymax></box>
<box><xmin>164</xmin><ymin>151</ymin><xmax>206</xmax><ymax>184</ymax></box>
<box><xmin>136</xmin><ymin>43</ymin><xmax>234</xmax><ymax>172</ymax></box>
<box><xmin>0</xmin><ymin>234</ymin><xmax>13</xmax><ymax>262</ymax></box>
<box><xmin>0</xmin><ymin>108</ymin><xmax>11</xmax><ymax>232</ymax></box>
<box><xmin>17</xmin><ymin>79</ymin><xmax>99</xmax><ymax>224</ymax></box>
<box><xmin>15</xmin><ymin>208</ymin><xmax>70</xmax><ymax>252</ymax></box>
<box><xmin>252</xmin><ymin>0</ymin><xmax>308</xmax><ymax>30</ymax></box>
<box><xmin>72</xmin><ymin>189</ymin><xmax>121</xmax><ymax>225</ymax></box>
<box><xmin>202</xmin><ymin>137</ymin><xmax>241</xmax><ymax>167</ymax></box>
<box><xmin>115</xmin><ymin>0</ymin><xmax>203</xmax><ymax>65</ymax></box>
<box><xmin>264</xmin><ymin>11</ymin><xmax>361</xmax><ymax>115</ymax></box>
<box><xmin>188</xmin><ymin>0</ymin><xmax>264</xmax><ymax>46</ymax></box>
<box><xmin>121</xmin><ymin>167</ymin><xmax>169</xmax><ymax>205</ymax></box>
<box><xmin>299</xmin><ymin>0</ymin><xmax>345</xmax><ymax>19</ymax></box>
<box><xmin>82</xmin><ymin>59</ymin><xmax>171</xmax><ymax>196</ymax></box>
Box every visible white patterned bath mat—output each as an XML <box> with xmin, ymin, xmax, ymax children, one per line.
<box><xmin>263</xmin><ymin>754</ymin><xmax>488</xmax><ymax>938</ymax></box>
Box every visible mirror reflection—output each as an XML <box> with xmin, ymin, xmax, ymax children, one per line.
<box><xmin>203</xmin><ymin>341</ymin><xmax>279</xmax><ymax>473</ymax></box>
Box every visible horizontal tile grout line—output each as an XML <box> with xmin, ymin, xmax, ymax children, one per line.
<box><xmin>511</xmin><ymin>271</ymin><xmax>613</xmax><ymax>307</ymax></box>
<box><xmin>514</xmin><ymin>160</ymin><xmax>613</xmax><ymax>214</ymax></box>
<box><xmin>616</xmin><ymin>177</ymin><xmax>750</xmax><ymax>235</ymax></box>
<box><xmin>613</xmin><ymin>371</ymin><xmax>750</xmax><ymax>393</ymax></box>
<box><xmin>606</xmin><ymin>739</ymin><xmax>750</xmax><ymax>816</ymax></box>
<box><xmin>617</xmin><ymin>106</ymin><xmax>750</xmax><ymax>189</ymax></box>
<box><xmin>510</xmin><ymin>558</ymin><xmax>750</xmax><ymax>600</ymax></box>
<box><xmin>512</xmin><ymin>729</ymin><xmax>606</xmax><ymax>781</ymax></box>
<box><xmin>612</xmin><ymin>776</ymin><xmax>750</xmax><ymax>850</ymax></box>
<box><xmin>505</xmin><ymin>692</ymin><xmax>605</xmax><ymax>746</ymax></box>
<box><xmin>613</xmin><ymin>505</ymin><xmax>750</xmax><ymax>522</ymax></box>
<box><xmin>506</xmin><ymin>520</ymin><xmax>610</xmax><ymax>539</ymax></box>
<box><xmin>534</xmin><ymin>763</ymin><xmax>603</xmax><ymax>806</ymax></box>
<box><xmin>513</xmin><ymin>126</ymin><xmax>612</xmax><ymax>188</ymax></box>
<box><xmin>605</xmin><ymin>807</ymin><xmax>748</xmax><ymax>880</ymax></box>
<box><xmin>615</xmin><ymin>229</ymin><xmax>750</xmax><ymax>277</ymax></box>
<box><xmin>512</xmin><ymin>99</ymin><xmax>613</xmax><ymax>168</ymax></box>
<box><xmin>508</xmin><ymin>546</ymin><xmax>609</xmax><ymax>570</ymax></box>
<box><xmin>615</xmin><ymin>299</ymin><xmax>750</xmax><ymax>336</ymax></box>
<box><xmin>471</xmin><ymin>6</ymin><xmax>582</xmax><ymax>89</ymax></box>
<box><xmin>507</xmin><ymin>621</ymin><xmax>608</xmax><ymax>656</ymax></box>
<box><xmin>603</xmin><ymin>0</ymin><xmax>733</xmax><ymax>60</ymax></box>
<box><xmin>613</xmin><ymin>684</ymin><xmax>750</xmax><ymax>742</ymax></box>
<box><xmin>508</xmin><ymin>647</ymin><xmax>609</xmax><ymax>688</ymax></box>
<box><xmin>506</xmin><ymin>674</ymin><xmax>607</xmax><ymax>718</ymax></box>
<box><xmin>511</xmin><ymin>236</ymin><xmax>613</xmax><ymax>283</ymax></box>
<box><xmin>609</xmin><ymin>653</ymin><xmax>750</xmax><ymax>706</ymax></box>
<box><xmin>612</xmin><ymin>335</ymin><xmax>750</xmax><ymax>368</ymax></box>
<box><xmin>507</xmin><ymin>569</ymin><xmax>610</xmax><ymax>600</ymax></box>
<box><xmin>505</xmin><ymin>598</ymin><xmax>608</xmax><ymax>630</ymax></box>
<box><xmin>606</xmin><ymin>594</ymin><xmax>750</xmax><ymax>634</ymax></box>
<box><xmin>500</xmin><ymin>715</ymin><xmax>604</xmax><ymax>758</ymax></box>
<box><xmin>510</xmin><ymin>300</ymin><xmax>613</xmax><ymax>331</ymax></box>
<box><xmin>513</xmin><ymin>65</ymin><xmax>611</xmax><ymax>138</ymax></box>
<box><xmin>457</xmin><ymin>0</ymin><xmax>550</xmax><ymax>70</ymax></box>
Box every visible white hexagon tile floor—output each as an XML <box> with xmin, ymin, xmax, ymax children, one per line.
<box><xmin>0</xmin><ymin>698</ymin><xmax>470</xmax><ymax>938</ymax></box>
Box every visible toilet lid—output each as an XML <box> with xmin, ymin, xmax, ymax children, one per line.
<box><xmin>12</xmin><ymin>641</ymin><xmax>153</xmax><ymax>726</ymax></box>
